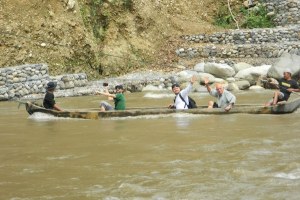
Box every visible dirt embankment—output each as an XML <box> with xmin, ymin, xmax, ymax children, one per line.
<box><xmin>0</xmin><ymin>0</ymin><xmax>223</xmax><ymax>79</ymax></box>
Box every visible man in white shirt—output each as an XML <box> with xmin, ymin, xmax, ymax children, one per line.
<box><xmin>169</xmin><ymin>75</ymin><xmax>196</xmax><ymax>109</ymax></box>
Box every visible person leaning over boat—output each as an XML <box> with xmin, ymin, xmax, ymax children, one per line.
<box><xmin>96</xmin><ymin>85</ymin><xmax>126</xmax><ymax>111</ymax></box>
<box><xmin>43</xmin><ymin>81</ymin><xmax>63</xmax><ymax>111</ymax></box>
<box><xmin>168</xmin><ymin>75</ymin><xmax>196</xmax><ymax>109</ymax></box>
<box><xmin>204</xmin><ymin>77</ymin><xmax>236</xmax><ymax>112</ymax></box>
<box><xmin>264</xmin><ymin>68</ymin><xmax>299</xmax><ymax>106</ymax></box>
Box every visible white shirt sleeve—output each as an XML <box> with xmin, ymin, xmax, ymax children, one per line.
<box><xmin>175</xmin><ymin>83</ymin><xmax>193</xmax><ymax>109</ymax></box>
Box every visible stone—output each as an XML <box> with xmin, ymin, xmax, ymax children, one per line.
<box><xmin>235</xmin><ymin>65</ymin><xmax>271</xmax><ymax>85</ymax></box>
<box><xmin>235</xmin><ymin>80</ymin><xmax>251</xmax><ymax>90</ymax></box>
<box><xmin>67</xmin><ymin>0</ymin><xmax>76</xmax><ymax>10</ymax></box>
<box><xmin>233</xmin><ymin>62</ymin><xmax>253</xmax><ymax>73</ymax></box>
<box><xmin>227</xmin><ymin>83</ymin><xmax>239</xmax><ymax>91</ymax></box>
<box><xmin>197</xmin><ymin>73</ymin><xmax>216</xmax><ymax>84</ymax></box>
<box><xmin>194</xmin><ymin>62</ymin><xmax>205</xmax><ymax>72</ymax></box>
<box><xmin>204</xmin><ymin>62</ymin><xmax>235</xmax><ymax>78</ymax></box>
<box><xmin>268</xmin><ymin>53</ymin><xmax>300</xmax><ymax>79</ymax></box>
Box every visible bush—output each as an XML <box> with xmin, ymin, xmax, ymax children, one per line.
<box><xmin>214</xmin><ymin>3</ymin><xmax>275</xmax><ymax>29</ymax></box>
<box><xmin>240</xmin><ymin>5</ymin><xmax>275</xmax><ymax>28</ymax></box>
<box><xmin>213</xmin><ymin>5</ymin><xmax>236</xmax><ymax>28</ymax></box>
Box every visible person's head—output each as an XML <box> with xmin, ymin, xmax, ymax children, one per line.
<box><xmin>215</xmin><ymin>83</ymin><xmax>224</xmax><ymax>94</ymax></box>
<box><xmin>46</xmin><ymin>81</ymin><xmax>57</xmax><ymax>92</ymax></box>
<box><xmin>171</xmin><ymin>83</ymin><xmax>181</xmax><ymax>94</ymax></box>
<box><xmin>115</xmin><ymin>85</ymin><xmax>124</xmax><ymax>93</ymax></box>
<box><xmin>283</xmin><ymin>68</ymin><xmax>292</xmax><ymax>80</ymax></box>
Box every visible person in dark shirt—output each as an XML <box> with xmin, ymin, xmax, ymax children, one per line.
<box><xmin>265</xmin><ymin>69</ymin><xmax>299</xmax><ymax>106</ymax></box>
<box><xmin>43</xmin><ymin>82</ymin><xmax>63</xmax><ymax>111</ymax></box>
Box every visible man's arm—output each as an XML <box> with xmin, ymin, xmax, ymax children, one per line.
<box><xmin>224</xmin><ymin>91</ymin><xmax>236</xmax><ymax>112</ymax></box>
<box><xmin>180</xmin><ymin>75</ymin><xmax>196</xmax><ymax>97</ymax></box>
<box><xmin>53</xmin><ymin>104</ymin><xmax>63</xmax><ymax>111</ymax></box>
<box><xmin>204</xmin><ymin>77</ymin><xmax>212</xmax><ymax>93</ymax></box>
<box><xmin>97</xmin><ymin>91</ymin><xmax>116</xmax><ymax>98</ymax></box>
<box><xmin>287</xmin><ymin>80</ymin><xmax>299</xmax><ymax>92</ymax></box>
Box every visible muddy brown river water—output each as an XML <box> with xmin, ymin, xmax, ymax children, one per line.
<box><xmin>0</xmin><ymin>90</ymin><xmax>300</xmax><ymax>199</ymax></box>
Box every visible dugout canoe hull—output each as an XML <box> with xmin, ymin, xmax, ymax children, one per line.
<box><xmin>25</xmin><ymin>97</ymin><xmax>300</xmax><ymax>120</ymax></box>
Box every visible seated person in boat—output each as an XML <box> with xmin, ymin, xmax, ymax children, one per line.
<box><xmin>97</xmin><ymin>85</ymin><xmax>126</xmax><ymax>111</ymax></box>
<box><xmin>204</xmin><ymin>78</ymin><xmax>236</xmax><ymax>112</ymax></box>
<box><xmin>169</xmin><ymin>75</ymin><xmax>196</xmax><ymax>109</ymax></box>
<box><xmin>265</xmin><ymin>69</ymin><xmax>299</xmax><ymax>106</ymax></box>
<box><xmin>43</xmin><ymin>81</ymin><xmax>63</xmax><ymax>111</ymax></box>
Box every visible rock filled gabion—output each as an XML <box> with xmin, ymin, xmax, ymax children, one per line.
<box><xmin>178</xmin><ymin>0</ymin><xmax>300</xmax><ymax>63</ymax></box>
<box><xmin>176</xmin><ymin>42</ymin><xmax>300</xmax><ymax>59</ymax></box>
<box><xmin>181</xmin><ymin>25</ymin><xmax>300</xmax><ymax>45</ymax></box>
<box><xmin>0</xmin><ymin>64</ymin><xmax>88</xmax><ymax>101</ymax></box>
<box><xmin>261</xmin><ymin>0</ymin><xmax>300</xmax><ymax>26</ymax></box>
<box><xmin>177</xmin><ymin>24</ymin><xmax>300</xmax><ymax>59</ymax></box>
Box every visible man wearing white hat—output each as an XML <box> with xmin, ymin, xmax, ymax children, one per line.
<box><xmin>265</xmin><ymin>68</ymin><xmax>299</xmax><ymax>106</ymax></box>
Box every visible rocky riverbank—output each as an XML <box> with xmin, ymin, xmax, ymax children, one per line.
<box><xmin>1</xmin><ymin>52</ymin><xmax>299</xmax><ymax>102</ymax></box>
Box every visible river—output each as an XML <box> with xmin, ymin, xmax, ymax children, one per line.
<box><xmin>1</xmin><ymin>90</ymin><xmax>300</xmax><ymax>199</ymax></box>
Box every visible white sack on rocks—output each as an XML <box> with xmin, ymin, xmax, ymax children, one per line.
<box><xmin>249</xmin><ymin>85</ymin><xmax>264</xmax><ymax>90</ymax></box>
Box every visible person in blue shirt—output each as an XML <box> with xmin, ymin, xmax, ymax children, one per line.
<box><xmin>204</xmin><ymin>77</ymin><xmax>236</xmax><ymax>112</ymax></box>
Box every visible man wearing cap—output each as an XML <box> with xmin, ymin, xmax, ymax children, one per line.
<box><xmin>169</xmin><ymin>75</ymin><xmax>196</xmax><ymax>109</ymax></box>
<box><xmin>265</xmin><ymin>69</ymin><xmax>299</xmax><ymax>106</ymax></box>
<box><xmin>43</xmin><ymin>81</ymin><xmax>63</xmax><ymax>111</ymax></box>
<box><xmin>97</xmin><ymin>85</ymin><xmax>126</xmax><ymax>111</ymax></box>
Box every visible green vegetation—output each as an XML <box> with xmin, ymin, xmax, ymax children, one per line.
<box><xmin>214</xmin><ymin>2</ymin><xmax>275</xmax><ymax>29</ymax></box>
<box><xmin>240</xmin><ymin>5</ymin><xmax>275</xmax><ymax>28</ymax></box>
<box><xmin>80</xmin><ymin>0</ymin><xmax>134</xmax><ymax>40</ymax></box>
<box><xmin>214</xmin><ymin>5</ymin><xmax>235</xmax><ymax>28</ymax></box>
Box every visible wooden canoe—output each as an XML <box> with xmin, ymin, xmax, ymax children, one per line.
<box><xmin>24</xmin><ymin>97</ymin><xmax>300</xmax><ymax>120</ymax></box>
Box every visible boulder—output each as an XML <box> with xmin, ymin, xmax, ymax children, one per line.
<box><xmin>233</xmin><ymin>62</ymin><xmax>253</xmax><ymax>73</ymax></box>
<box><xmin>177</xmin><ymin>70</ymin><xmax>198</xmax><ymax>82</ymax></box>
<box><xmin>196</xmin><ymin>73</ymin><xmax>216</xmax><ymax>84</ymax></box>
<box><xmin>267</xmin><ymin>53</ymin><xmax>300</xmax><ymax>79</ymax></box>
<box><xmin>204</xmin><ymin>62</ymin><xmax>235</xmax><ymax>78</ymax></box>
<box><xmin>235</xmin><ymin>80</ymin><xmax>251</xmax><ymax>90</ymax></box>
<box><xmin>234</xmin><ymin>65</ymin><xmax>271</xmax><ymax>85</ymax></box>
<box><xmin>227</xmin><ymin>83</ymin><xmax>239</xmax><ymax>91</ymax></box>
<box><xmin>194</xmin><ymin>62</ymin><xmax>205</xmax><ymax>72</ymax></box>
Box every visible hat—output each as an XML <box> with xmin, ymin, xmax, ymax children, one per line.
<box><xmin>115</xmin><ymin>85</ymin><xmax>123</xmax><ymax>90</ymax></box>
<box><xmin>284</xmin><ymin>68</ymin><xmax>292</xmax><ymax>74</ymax></box>
<box><xmin>171</xmin><ymin>83</ymin><xmax>180</xmax><ymax>89</ymax></box>
<box><xmin>46</xmin><ymin>81</ymin><xmax>57</xmax><ymax>90</ymax></box>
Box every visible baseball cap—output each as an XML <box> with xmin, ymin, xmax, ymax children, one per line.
<box><xmin>46</xmin><ymin>81</ymin><xmax>57</xmax><ymax>89</ymax></box>
<box><xmin>171</xmin><ymin>83</ymin><xmax>180</xmax><ymax>89</ymax></box>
